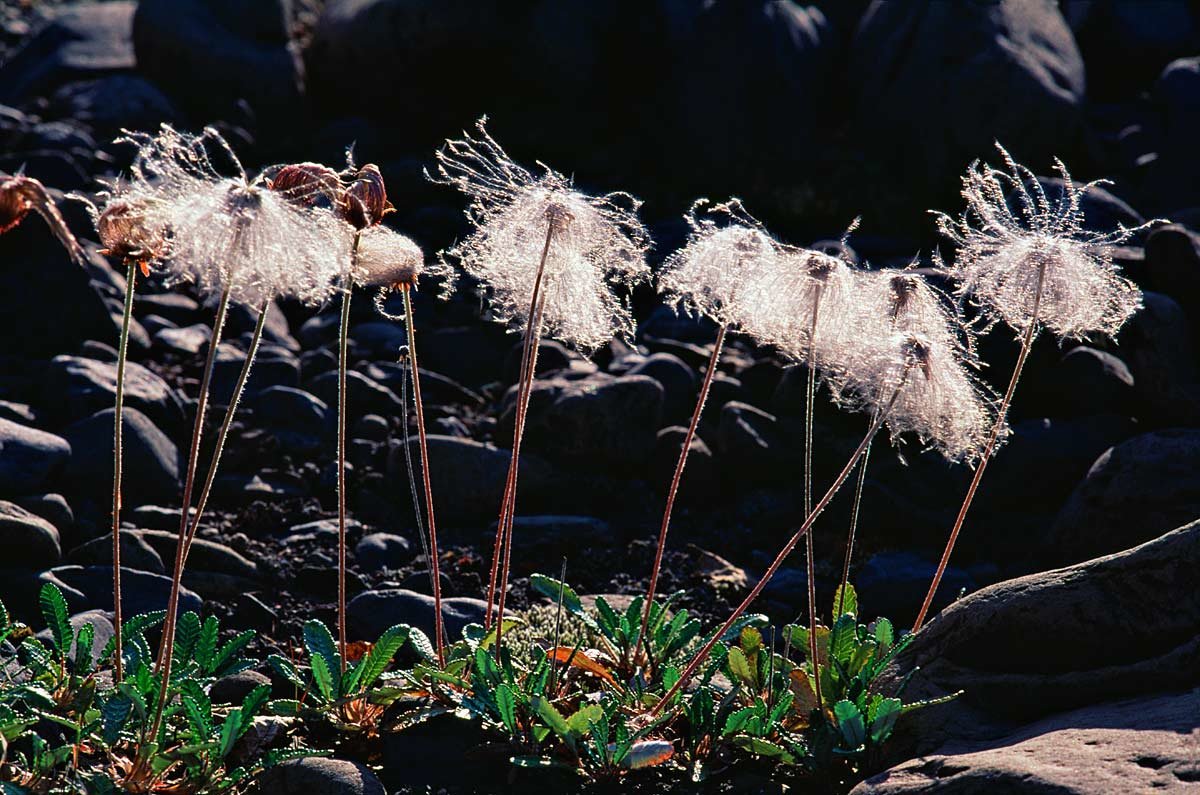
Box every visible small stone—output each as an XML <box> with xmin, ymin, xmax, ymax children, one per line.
<box><xmin>250</xmin><ymin>756</ymin><xmax>386</xmax><ymax>795</ymax></box>
<box><xmin>0</xmin><ymin>500</ymin><xmax>61</xmax><ymax>568</ymax></box>
<box><xmin>349</xmin><ymin>589</ymin><xmax>486</xmax><ymax>644</ymax></box>
<box><xmin>354</xmin><ymin>532</ymin><xmax>413</xmax><ymax>572</ymax></box>
<box><xmin>0</xmin><ymin>417</ymin><xmax>71</xmax><ymax>494</ymax></box>
<box><xmin>210</xmin><ymin>670</ymin><xmax>271</xmax><ymax>704</ymax></box>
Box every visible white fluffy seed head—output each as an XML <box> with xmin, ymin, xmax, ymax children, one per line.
<box><xmin>119</xmin><ymin>125</ymin><xmax>351</xmax><ymax>307</ymax></box>
<box><xmin>830</xmin><ymin>331</ymin><xmax>999</xmax><ymax>464</ymax></box>
<box><xmin>934</xmin><ymin>143</ymin><xmax>1155</xmax><ymax>341</ymax></box>
<box><xmin>658</xmin><ymin>199</ymin><xmax>781</xmax><ymax>327</ymax></box>
<box><xmin>431</xmin><ymin>117</ymin><xmax>651</xmax><ymax>352</ymax></box>
<box><xmin>353</xmin><ymin>225</ymin><xmax>425</xmax><ymax>288</ymax></box>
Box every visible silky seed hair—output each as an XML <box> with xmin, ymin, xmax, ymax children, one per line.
<box><xmin>430</xmin><ymin>117</ymin><xmax>652</xmax><ymax>352</ymax></box>
<box><xmin>74</xmin><ymin>185</ymin><xmax>170</xmax><ymax>275</ymax></box>
<box><xmin>658</xmin><ymin>198</ymin><xmax>782</xmax><ymax>327</ymax></box>
<box><xmin>934</xmin><ymin>143</ymin><xmax>1159</xmax><ymax>341</ymax></box>
<box><xmin>829</xmin><ymin>331</ymin><xmax>998</xmax><ymax>464</ymax></box>
<box><xmin>119</xmin><ymin>125</ymin><xmax>352</xmax><ymax>307</ymax></box>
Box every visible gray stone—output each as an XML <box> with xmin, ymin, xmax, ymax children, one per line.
<box><xmin>34</xmin><ymin>609</ymin><xmax>114</xmax><ymax>667</ymax></box>
<box><xmin>250</xmin><ymin>756</ymin><xmax>386</xmax><ymax>795</ymax></box>
<box><xmin>43</xmin><ymin>355</ymin><xmax>184</xmax><ymax>431</ymax></box>
<box><xmin>0</xmin><ymin>500</ymin><xmax>61</xmax><ymax>568</ymax></box>
<box><xmin>62</xmin><ymin>407</ymin><xmax>181</xmax><ymax>504</ymax></box>
<box><xmin>307</xmin><ymin>369</ymin><xmax>401</xmax><ymax>416</ymax></box>
<box><xmin>13</xmin><ymin>493</ymin><xmax>73</xmax><ymax>532</ymax></box>
<box><xmin>70</xmin><ymin>529</ymin><xmax>166</xmax><ymax>574</ymax></box>
<box><xmin>48</xmin><ymin>75</ymin><xmax>180</xmax><ymax>139</ymax></box>
<box><xmin>627</xmin><ymin>352</ymin><xmax>698</xmax><ymax>424</ymax></box>
<box><xmin>852</xmin><ymin>692</ymin><xmax>1200</xmax><ymax>794</ymax></box>
<box><xmin>0</xmin><ymin>418</ymin><xmax>70</xmax><ymax>494</ymax></box>
<box><xmin>488</xmin><ymin>516</ymin><xmax>611</xmax><ymax>563</ymax></box>
<box><xmin>1120</xmin><ymin>291</ymin><xmax>1200</xmax><ymax>427</ymax></box>
<box><xmin>42</xmin><ymin>565</ymin><xmax>201</xmax><ymax>617</ymax></box>
<box><xmin>210</xmin><ymin>670</ymin><xmax>271</xmax><ymax>705</ymax></box>
<box><xmin>354</xmin><ymin>532</ymin><xmax>413</xmax><ymax>572</ymax></box>
<box><xmin>348</xmin><ymin>588</ymin><xmax>486</xmax><ymax>645</ymax></box>
<box><xmin>1050</xmin><ymin>429</ymin><xmax>1200</xmax><ymax>565</ymax></box>
<box><xmin>154</xmin><ymin>323</ymin><xmax>210</xmax><ymax>356</ymax></box>
<box><xmin>252</xmin><ymin>386</ymin><xmax>330</xmax><ymax>451</ymax></box>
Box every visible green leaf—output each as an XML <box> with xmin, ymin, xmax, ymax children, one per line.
<box><xmin>240</xmin><ymin>683</ymin><xmax>271</xmax><ymax>727</ymax></box>
<box><xmin>212</xmin><ymin>629</ymin><xmax>255</xmax><ymax>676</ymax></box>
<box><xmin>868</xmin><ymin>696</ymin><xmax>902</xmax><ymax>744</ymax></box>
<box><xmin>267</xmin><ymin>655</ymin><xmax>307</xmax><ymax>692</ymax></box>
<box><xmin>594</xmin><ymin>596</ymin><xmax>621</xmax><ymax>638</ymax></box>
<box><xmin>830</xmin><ymin>614</ymin><xmax>858</xmax><ymax>668</ymax></box>
<box><xmin>74</xmin><ymin>622</ymin><xmax>95</xmax><ymax>674</ymax></box>
<box><xmin>722</xmin><ymin>706</ymin><xmax>755</xmax><ymax>737</ymax></box>
<box><xmin>407</xmin><ymin>626</ymin><xmax>435</xmax><ymax>661</ymax></box>
<box><xmin>309</xmin><ymin>653</ymin><xmax>335</xmax><ymax>702</ymax></box>
<box><xmin>720</xmin><ymin>613</ymin><xmax>769</xmax><ymax>643</ymax></box>
<box><xmin>218</xmin><ymin>708</ymin><xmax>242</xmax><ymax>758</ymax></box>
<box><xmin>725</xmin><ymin>647</ymin><xmax>752</xmax><ymax>686</ymax></box>
<box><xmin>566</xmin><ymin>703</ymin><xmax>603</xmax><ymax>737</ymax></box>
<box><xmin>101</xmin><ymin>693</ymin><xmax>133</xmax><ymax>745</ymax></box>
<box><xmin>530</xmin><ymin>695</ymin><xmax>571</xmax><ymax>743</ymax></box>
<box><xmin>529</xmin><ymin>573</ymin><xmax>599</xmax><ymax>631</ymax></box>
<box><xmin>872</xmin><ymin>617</ymin><xmax>894</xmax><ymax>651</ymax></box>
<box><xmin>303</xmin><ymin>620</ymin><xmax>342</xmax><ymax>697</ymax></box>
<box><xmin>39</xmin><ymin>583</ymin><xmax>71</xmax><ymax>654</ymax></box>
<box><xmin>495</xmin><ymin>683</ymin><xmax>517</xmax><ymax>734</ymax></box>
<box><xmin>196</xmin><ymin>615</ymin><xmax>220</xmax><ymax>672</ymax></box>
<box><xmin>173</xmin><ymin>612</ymin><xmax>201</xmax><ymax>663</ymax></box>
<box><xmin>732</xmin><ymin>735</ymin><xmax>796</xmax><ymax>764</ymax></box>
<box><xmin>346</xmin><ymin>624</ymin><xmax>409</xmax><ymax>695</ymax></box>
<box><xmin>833</xmin><ymin>699</ymin><xmax>866</xmax><ymax>750</ymax></box>
<box><xmin>620</xmin><ymin>740</ymin><xmax>674</xmax><ymax>770</ymax></box>
<box><xmin>833</xmin><ymin>582</ymin><xmax>858</xmax><ymax>620</ymax></box>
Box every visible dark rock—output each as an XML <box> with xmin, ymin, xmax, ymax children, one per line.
<box><xmin>1144</xmin><ymin>224</ymin><xmax>1200</xmax><ymax>336</ymax></box>
<box><xmin>351</xmin><ymin>414</ymin><xmax>389</xmax><ymax>443</ymax></box>
<box><xmin>62</xmin><ymin>408</ymin><xmax>181</xmax><ymax>504</ymax></box>
<box><xmin>70</xmin><ymin>529</ymin><xmax>166</xmax><ymax>574</ymax></box>
<box><xmin>136</xmin><ymin>529</ymin><xmax>257</xmax><ymax>580</ymax></box>
<box><xmin>851</xmin><ymin>0</ymin><xmax>1084</xmax><ymax>218</ymax></box>
<box><xmin>13</xmin><ymin>493</ymin><xmax>73</xmax><ymax>532</ymax></box>
<box><xmin>43</xmin><ymin>355</ymin><xmax>183</xmax><ymax>431</ymax></box>
<box><xmin>499</xmin><ymin>373</ymin><xmax>664</xmax><ymax>468</ymax></box>
<box><xmin>250</xmin><ymin>756</ymin><xmax>386</xmax><ymax>795</ymax></box>
<box><xmin>232</xmin><ymin>593</ymin><xmax>277</xmax><ymax>632</ymax></box>
<box><xmin>0</xmin><ymin>401</ymin><xmax>38</xmax><ymax>425</ymax></box>
<box><xmin>1050</xmin><ymin>429</ymin><xmax>1200</xmax><ymax>565</ymax></box>
<box><xmin>853</xmin><ymin>691</ymin><xmax>1200</xmax><ymax>794</ymax></box>
<box><xmin>294</xmin><ymin>565</ymin><xmax>366</xmax><ymax>599</ymax></box>
<box><xmin>227</xmin><ymin>301</ymin><xmax>298</xmax><ymax>352</ymax></box>
<box><xmin>348</xmin><ymin>321</ymin><xmax>405</xmax><ymax>359</ymax></box>
<box><xmin>1029</xmin><ymin>346</ymin><xmax>1136</xmax><ymax>418</ymax></box>
<box><xmin>48</xmin><ymin>75</ymin><xmax>180</xmax><ymax>139</ymax></box>
<box><xmin>0</xmin><ymin>1</ymin><xmax>135</xmax><ymax>104</ymax></box>
<box><xmin>718</xmin><ymin>401</ymin><xmax>800</xmax><ymax>478</ymax></box>
<box><xmin>855</xmin><ymin>551</ymin><xmax>974</xmax><ymax>625</ymax></box>
<box><xmin>627</xmin><ymin>353</ymin><xmax>698</xmax><ymax>424</ymax></box>
<box><xmin>1119</xmin><ymin>291</ymin><xmax>1200</xmax><ymax>427</ymax></box>
<box><xmin>154</xmin><ymin>323</ymin><xmax>210</xmax><ymax>356</ymax></box>
<box><xmin>354</xmin><ymin>532</ymin><xmax>413</xmax><ymax>572</ymax></box>
<box><xmin>1037</xmin><ymin>176</ymin><xmax>1146</xmax><ymax>235</ymax></box>
<box><xmin>210</xmin><ymin>670</ymin><xmax>271</xmax><ymax>704</ymax></box>
<box><xmin>42</xmin><ymin>565</ymin><xmax>201</xmax><ymax>617</ymax></box>
<box><xmin>873</xmin><ymin>521</ymin><xmax>1200</xmax><ymax>763</ymax></box>
<box><xmin>379</xmin><ymin>713</ymin><xmax>500</xmax><ymax>790</ymax></box>
<box><xmin>212</xmin><ymin>343</ymin><xmax>300</xmax><ymax>404</ymax></box>
<box><xmin>307</xmin><ymin>369</ymin><xmax>401</xmax><ymax>416</ymax></box>
<box><xmin>0</xmin><ymin>500</ymin><xmax>61</xmax><ymax>568</ymax></box>
<box><xmin>252</xmin><ymin>386</ymin><xmax>330</xmax><ymax>452</ymax></box>
<box><xmin>34</xmin><ymin>609</ymin><xmax>113</xmax><ymax>667</ymax></box>
<box><xmin>487</xmin><ymin>515</ymin><xmax>611</xmax><ymax>566</ymax></box>
<box><xmin>414</xmin><ymin>325</ymin><xmax>512</xmax><ymax>387</ymax></box>
<box><xmin>366</xmin><ymin>361</ymin><xmax>485</xmax><ymax>406</ymax></box>
<box><xmin>134</xmin><ymin>293</ymin><xmax>199</xmax><ymax>325</ymax></box>
<box><xmin>212</xmin><ymin>472</ymin><xmax>307</xmax><ymax>504</ymax></box>
<box><xmin>1146</xmin><ymin>56</ymin><xmax>1200</xmax><ymax>212</ymax></box>
<box><xmin>348</xmin><ymin>589</ymin><xmax>487</xmax><ymax>645</ymax></box>
<box><xmin>133</xmin><ymin>0</ymin><xmax>303</xmax><ymax>131</ymax></box>
<box><xmin>0</xmin><ymin>417</ymin><xmax>70</xmax><ymax>494</ymax></box>
<box><xmin>651</xmin><ymin>426</ymin><xmax>719</xmax><ymax>502</ymax></box>
<box><xmin>501</xmin><ymin>338</ymin><xmax>573</xmax><ymax>383</ymax></box>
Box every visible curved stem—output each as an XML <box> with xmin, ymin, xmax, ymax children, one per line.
<box><xmin>486</xmin><ymin>220</ymin><xmax>556</xmax><ymax>632</ymax></box>
<box><xmin>912</xmin><ymin>264</ymin><xmax>1046</xmax><ymax>633</ymax></box>
<box><xmin>835</xmin><ymin>432</ymin><xmax>873</xmax><ymax>619</ymax></box>
<box><xmin>111</xmin><ymin>263</ymin><xmax>137</xmax><ymax>681</ymax></box>
<box><xmin>634</xmin><ymin>323</ymin><xmax>727</xmax><ymax>665</ymax></box>
<box><xmin>652</xmin><ymin>374</ymin><xmax>909</xmax><ymax>717</ymax></box>
<box><xmin>144</xmin><ymin>283</ymin><xmax>232</xmax><ymax>756</ymax></box>
<box><xmin>402</xmin><ymin>284</ymin><xmax>445</xmax><ymax>667</ymax></box>
<box><xmin>338</xmin><ymin>232</ymin><xmax>361</xmax><ymax>670</ymax></box>
<box><xmin>181</xmin><ymin>298</ymin><xmax>270</xmax><ymax>565</ymax></box>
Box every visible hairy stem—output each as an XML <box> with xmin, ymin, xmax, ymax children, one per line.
<box><xmin>652</xmin><ymin>373</ymin><xmax>910</xmax><ymax>717</ymax></box>
<box><xmin>338</xmin><ymin>232</ymin><xmax>362</xmax><ymax>670</ymax></box>
<box><xmin>912</xmin><ymin>264</ymin><xmax>1046</xmax><ymax>632</ymax></box>
<box><xmin>634</xmin><ymin>323</ymin><xmax>728</xmax><ymax>666</ymax></box>
<box><xmin>111</xmin><ymin>263</ymin><xmax>137</xmax><ymax>681</ymax></box>
<box><xmin>181</xmin><ymin>298</ymin><xmax>270</xmax><ymax>564</ymax></box>
<box><xmin>835</xmin><ymin>433</ymin><xmax>873</xmax><ymax>619</ymax></box>
<box><xmin>402</xmin><ymin>284</ymin><xmax>446</xmax><ymax>666</ymax></box>
<box><xmin>486</xmin><ymin>220</ymin><xmax>555</xmax><ymax>633</ymax></box>
<box><xmin>144</xmin><ymin>283</ymin><xmax>232</xmax><ymax>757</ymax></box>
<box><xmin>803</xmin><ymin>301</ymin><xmax>822</xmax><ymax>713</ymax></box>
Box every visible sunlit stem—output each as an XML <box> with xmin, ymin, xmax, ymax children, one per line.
<box><xmin>181</xmin><ymin>298</ymin><xmax>271</xmax><ymax>565</ymax></box>
<box><xmin>143</xmin><ymin>282</ymin><xmax>233</xmax><ymax>759</ymax></box>
<box><xmin>338</xmin><ymin>231</ymin><xmax>362</xmax><ymax>670</ymax></box>
<box><xmin>111</xmin><ymin>262</ymin><xmax>137</xmax><ymax>681</ymax></box>
<box><xmin>912</xmin><ymin>263</ymin><xmax>1046</xmax><ymax>633</ymax></box>
<box><xmin>486</xmin><ymin>219</ymin><xmax>555</xmax><ymax>636</ymax></box>
<box><xmin>634</xmin><ymin>323</ymin><xmax>728</xmax><ymax>667</ymax></box>
<box><xmin>835</xmin><ymin>433</ymin><xmax>873</xmax><ymax>619</ymax></box>
<box><xmin>803</xmin><ymin>296</ymin><xmax>823</xmax><ymax>713</ymax></box>
<box><xmin>652</xmin><ymin>370</ymin><xmax>911</xmax><ymax>717</ymax></box>
<box><xmin>401</xmin><ymin>283</ymin><xmax>445</xmax><ymax>667</ymax></box>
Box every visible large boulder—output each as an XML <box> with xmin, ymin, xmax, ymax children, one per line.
<box><xmin>852</xmin><ymin>692</ymin><xmax>1199</xmax><ymax>794</ymax></box>
<box><xmin>43</xmin><ymin>355</ymin><xmax>184</xmax><ymax>432</ymax></box>
<box><xmin>1119</xmin><ymin>291</ymin><xmax>1200</xmax><ymax>428</ymax></box>
<box><xmin>850</xmin><ymin>0</ymin><xmax>1085</xmax><ymax>221</ymax></box>
<box><xmin>133</xmin><ymin>0</ymin><xmax>303</xmax><ymax>129</ymax></box>
<box><xmin>1050</xmin><ymin>429</ymin><xmax>1200</xmax><ymax>565</ymax></box>
<box><xmin>0</xmin><ymin>418</ymin><xmax>71</xmax><ymax>495</ymax></box>
<box><xmin>348</xmin><ymin>588</ymin><xmax>486</xmax><ymax>645</ymax></box>
<box><xmin>873</xmin><ymin>520</ymin><xmax>1200</xmax><ymax>763</ymax></box>
<box><xmin>0</xmin><ymin>500</ymin><xmax>62</xmax><ymax>569</ymax></box>
<box><xmin>62</xmin><ymin>408</ymin><xmax>181</xmax><ymax>505</ymax></box>
<box><xmin>250</xmin><ymin>756</ymin><xmax>385</xmax><ymax>795</ymax></box>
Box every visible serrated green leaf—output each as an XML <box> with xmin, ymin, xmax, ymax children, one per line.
<box><xmin>407</xmin><ymin>625</ymin><xmax>435</xmax><ymax>661</ymax></box>
<box><xmin>309</xmin><ymin>653</ymin><xmax>334</xmax><ymax>702</ymax></box>
<box><xmin>722</xmin><ymin>706</ymin><xmax>755</xmax><ymax>737</ymax></box>
<box><xmin>872</xmin><ymin>617</ymin><xmax>894</xmax><ymax>651</ymax></box>
<box><xmin>346</xmin><ymin>624</ymin><xmax>409</xmax><ymax>695</ymax></box>
<box><xmin>303</xmin><ymin>620</ymin><xmax>341</xmax><ymax>696</ymax></box>
<box><xmin>267</xmin><ymin>655</ymin><xmax>307</xmax><ymax>692</ymax></box>
<box><xmin>530</xmin><ymin>573</ymin><xmax>599</xmax><ymax>631</ymax></box>
<box><xmin>833</xmin><ymin>582</ymin><xmax>858</xmax><ymax>620</ymax></box>
<box><xmin>219</xmin><ymin>708</ymin><xmax>241</xmax><ymax>758</ymax></box>
<box><xmin>566</xmin><ymin>703</ymin><xmax>603</xmax><ymax>737</ymax></box>
<box><xmin>868</xmin><ymin>696</ymin><xmax>902</xmax><ymax>744</ymax></box>
<box><xmin>495</xmin><ymin>683</ymin><xmax>517</xmax><ymax>734</ymax></box>
<box><xmin>74</xmin><ymin>621</ymin><xmax>95</xmax><ymax>673</ymax></box>
<box><xmin>830</xmin><ymin>614</ymin><xmax>858</xmax><ymax>667</ymax></box>
<box><xmin>833</xmin><ymin>699</ymin><xmax>866</xmax><ymax>750</ymax></box>
<box><xmin>212</xmin><ymin>629</ymin><xmax>255</xmax><ymax>676</ymax></box>
<box><xmin>196</xmin><ymin>615</ymin><xmax>220</xmax><ymax>672</ymax></box>
<box><xmin>38</xmin><ymin>583</ymin><xmax>70</xmax><ymax>654</ymax></box>
<box><xmin>530</xmin><ymin>695</ymin><xmax>571</xmax><ymax>743</ymax></box>
<box><xmin>726</xmin><ymin>647</ymin><xmax>752</xmax><ymax>686</ymax></box>
<box><xmin>173</xmin><ymin>612</ymin><xmax>201</xmax><ymax>663</ymax></box>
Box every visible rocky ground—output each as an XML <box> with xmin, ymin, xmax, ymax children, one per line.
<box><xmin>1</xmin><ymin>1</ymin><xmax>1199</xmax><ymax>793</ymax></box>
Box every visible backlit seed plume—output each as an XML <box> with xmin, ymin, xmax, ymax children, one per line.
<box><xmin>658</xmin><ymin>198</ymin><xmax>782</xmax><ymax>327</ymax></box>
<box><xmin>73</xmin><ymin>186</ymin><xmax>170</xmax><ymax>276</ymax></box>
<box><xmin>119</xmin><ymin>126</ymin><xmax>351</xmax><ymax>306</ymax></box>
<box><xmin>0</xmin><ymin>171</ymin><xmax>84</xmax><ymax>263</ymax></box>
<box><xmin>431</xmin><ymin>117</ymin><xmax>651</xmax><ymax>351</ymax></box>
<box><xmin>934</xmin><ymin>143</ymin><xmax>1157</xmax><ymax>340</ymax></box>
<box><xmin>831</xmin><ymin>333</ymin><xmax>997</xmax><ymax>464</ymax></box>
<box><xmin>863</xmin><ymin>267</ymin><xmax>976</xmax><ymax>359</ymax></box>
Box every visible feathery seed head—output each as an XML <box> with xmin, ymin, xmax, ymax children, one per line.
<box><xmin>658</xmin><ymin>199</ymin><xmax>781</xmax><ymax>327</ymax></box>
<box><xmin>934</xmin><ymin>143</ymin><xmax>1156</xmax><ymax>341</ymax></box>
<box><xmin>94</xmin><ymin>195</ymin><xmax>168</xmax><ymax>275</ymax></box>
<box><xmin>0</xmin><ymin>172</ymin><xmax>85</xmax><ymax>263</ymax></box>
<box><xmin>119</xmin><ymin>125</ymin><xmax>351</xmax><ymax>307</ymax></box>
<box><xmin>431</xmin><ymin>118</ymin><xmax>651</xmax><ymax>351</ymax></box>
<box><xmin>343</xmin><ymin>164</ymin><xmax>393</xmax><ymax>230</ymax></box>
<box><xmin>353</xmin><ymin>225</ymin><xmax>425</xmax><ymax>289</ymax></box>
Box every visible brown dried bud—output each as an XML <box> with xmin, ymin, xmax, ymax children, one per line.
<box><xmin>902</xmin><ymin>336</ymin><xmax>934</xmax><ymax>381</ymax></box>
<box><xmin>98</xmin><ymin>197</ymin><xmax>168</xmax><ymax>275</ymax></box>
<box><xmin>342</xmin><ymin>164</ymin><xmax>394</xmax><ymax>229</ymax></box>
<box><xmin>1</xmin><ymin>173</ymin><xmax>84</xmax><ymax>263</ymax></box>
<box><xmin>888</xmin><ymin>274</ymin><xmax>920</xmax><ymax>321</ymax></box>
<box><xmin>544</xmin><ymin>200</ymin><xmax>575</xmax><ymax>233</ymax></box>
<box><xmin>0</xmin><ymin>175</ymin><xmax>34</xmax><ymax>234</ymax></box>
<box><xmin>270</xmin><ymin>162</ymin><xmax>344</xmax><ymax>208</ymax></box>
<box><xmin>805</xmin><ymin>252</ymin><xmax>837</xmax><ymax>281</ymax></box>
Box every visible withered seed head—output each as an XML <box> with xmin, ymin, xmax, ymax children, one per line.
<box><xmin>902</xmin><ymin>336</ymin><xmax>934</xmax><ymax>381</ymax></box>
<box><xmin>270</xmin><ymin>162</ymin><xmax>344</xmax><ymax>209</ymax></box>
<box><xmin>0</xmin><ymin>176</ymin><xmax>34</xmax><ymax>234</ymax></box>
<box><xmin>343</xmin><ymin>164</ymin><xmax>393</xmax><ymax>230</ymax></box>
<box><xmin>97</xmin><ymin>197</ymin><xmax>168</xmax><ymax>275</ymax></box>
<box><xmin>888</xmin><ymin>274</ymin><xmax>920</xmax><ymax>320</ymax></box>
<box><xmin>1</xmin><ymin>173</ymin><xmax>85</xmax><ymax>263</ymax></box>
<box><xmin>805</xmin><ymin>252</ymin><xmax>837</xmax><ymax>281</ymax></box>
<box><xmin>544</xmin><ymin>200</ymin><xmax>575</xmax><ymax>233</ymax></box>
